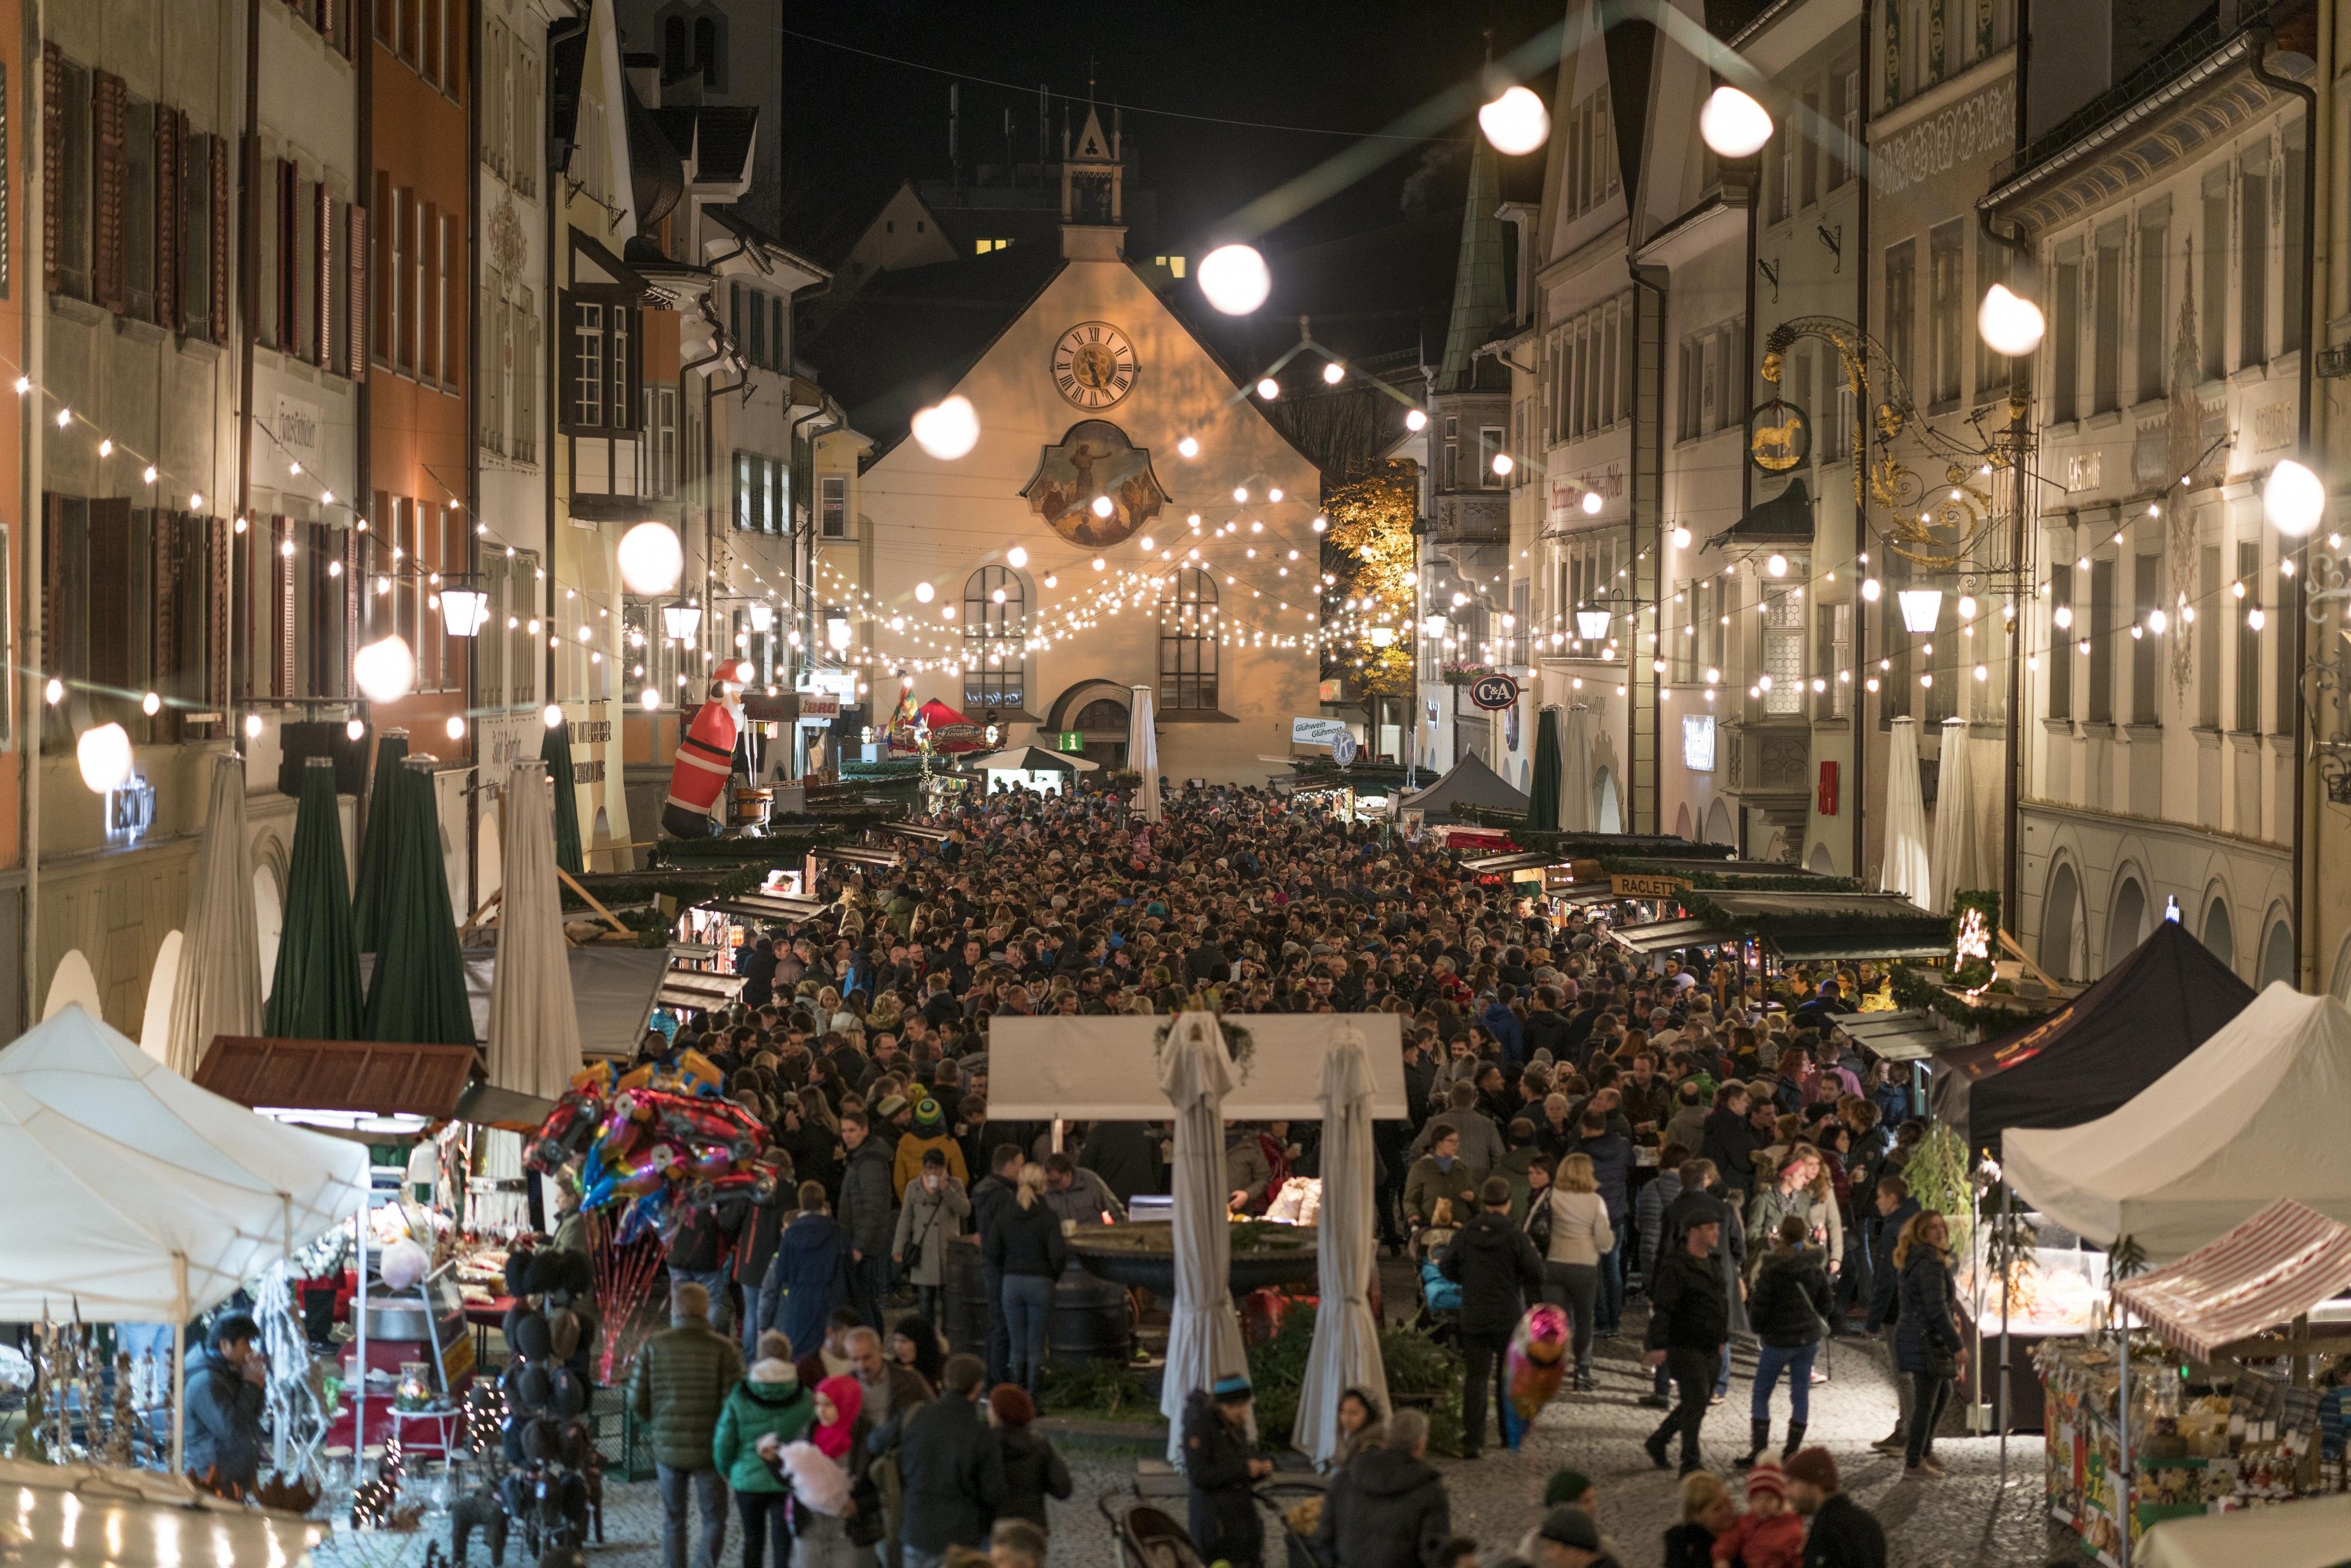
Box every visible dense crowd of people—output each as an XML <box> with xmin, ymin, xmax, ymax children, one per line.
<box><xmin>564</xmin><ymin>781</ymin><xmax>1951</xmax><ymax>1568</ymax></box>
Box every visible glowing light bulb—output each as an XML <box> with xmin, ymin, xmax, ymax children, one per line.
<box><xmin>1479</xmin><ymin>85</ymin><xmax>1550</xmax><ymax>155</ymax></box>
<box><xmin>1977</xmin><ymin>284</ymin><xmax>2046</xmax><ymax>356</ymax></box>
<box><xmin>1197</xmin><ymin>243</ymin><xmax>1272</xmax><ymax>315</ymax></box>
<box><xmin>1699</xmin><ymin>86</ymin><xmax>1774</xmax><ymax>158</ymax></box>
<box><xmin>1405</xmin><ymin>409</ymin><xmax>1428</xmax><ymax>432</ymax></box>
<box><xmin>915</xmin><ymin>581</ymin><xmax>936</xmax><ymax>603</ymax></box>
<box><xmin>1322</xmin><ymin>360</ymin><xmax>1345</xmax><ymax>385</ymax></box>
<box><xmin>1256</xmin><ymin>378</ymin><xmax>1280</xmax><ymax>400</ymax></box>
<box><xmin>1178</xmin><ymin>436</ymin><xmax>1200</xmax><ymax>458</ymax></box>
<box><xmin>909</xmin><ymin>394</ymin><xmax>980</xmax><ymax>460</ymax></box>
<box><xmin>1007</xmin><ymin>546</ymin><xmax>1028</xmax><ymax>568</ymax></box>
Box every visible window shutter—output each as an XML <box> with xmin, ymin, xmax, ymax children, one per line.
<box><xmin>556</xmin><ymin>292</ymin><xmax>580</xmax><ymax>433</ymax></box>
<box><xmin>42</xmin><ymin>45</ymin><xmax>61</xmax><ymax>295</ymax></box>
<box><xmin>88</xmin><ymin>500</ymin><xmax>134</xmax><ymax>700</ymax></box>
<box><xmin>93</xmin><ymin>71</ymin><xmax>129</xmax><ymax>313</ymax></box>
<box><xmin>316</xmin><ymin>185</ymin><xmax>333</xmax><ymax>368</ymax></box>
<box><xmin>154</xmin><ymin>107</ymin><xmax>181</xmax><ymax>332</ymax></box>
<box><xmin>278</xmin><ymin>159</ymin><xmax>298</xmax><ymax>354</ymax></box>
<box><xmin>347</xmin><ymin>203</ymin><xmax>367</xmax><ymax>379</ymax></box>
<box><xmin>210</xmin><ymin>134</ymin><xmax>230</xmax><ymax>342</ymax></box>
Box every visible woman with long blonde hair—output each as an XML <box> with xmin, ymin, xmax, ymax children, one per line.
<box><xmin>1534</xmin><ymin>1151</ymin><xmax>1613</xmax><ymax>1389</ymax></box>
<box><xmin>986</xmin><ymin>1163</ymin><xmax>1066</xmax><ymax>1396</ymax></box>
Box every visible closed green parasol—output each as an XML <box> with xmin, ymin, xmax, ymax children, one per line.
<box><xmin>365</xmin><ymin>757</ymin><xmax>476</xmax><ymax>1045</ymax></box>
<box><xmin>265</xmin><ymin>757</ymin><xmax>366</xmax><ymax>1039</ymax></box>
<box><xmin>541</xmin><ymin>717</ymin><xmax>586</xmax><ymax>876</ymax></box>
<box><xmin>351</xmin><ymin>728</ymin><xmax>410</xmax><ymax>951</ymax></box>
<box><xmin>1528</xmin><ymin>706</ymin><xmax>1562</xmax><ymax>833</ymax></box>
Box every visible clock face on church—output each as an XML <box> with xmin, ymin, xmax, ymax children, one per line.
<box><xmin>1051</xmin><ymin>321</ymin><xmax>1138</xmax><ymax>409</ymax></box>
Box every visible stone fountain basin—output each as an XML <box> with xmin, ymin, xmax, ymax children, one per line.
<box><xmin>1066</xmin><ymin>1219</ymin><xmax>1318</xmax><ymax>1294</ymax></box>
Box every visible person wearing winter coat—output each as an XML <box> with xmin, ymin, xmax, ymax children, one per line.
<box><xmin>890</xmin><ymin>1099</ymin><xmax>969</xmax><ymax>1199</ymax></box>
<box><xmin>1661</xmin><ymin>1471</ymin><xmax>1736</xmax><ymax>1568</ymax></box>
<box><xmin>1577</xmin><ymin>1113</ymin><xmax>1635</xmax><ymax>1336</ymax></box>
<box><xmin>1863</xmin><ymin>1175</ymin><xmax>1922</xmax><ymax>1453</ymax></box>
<box><xmin>183</xmin><ymin>1315</ymin><xmax>267</xmax><ymax>1493</ymax></box>
<box><xmin>1077</xmin><ymin>1119</ymin><xmax>1160</xmax><ymax>1204</ymax></box>
<box><xmin>630</xmin><ymin>1282</ymin><xmax>746</xmax><ymax>1568</ymax></box>
<box><xmin>1700</xmin><ymin>1085</ymin><xmax>1766</xmax><ymax>1205</ymax></box>
<box><xmin>1311</xmin><ymin>1407</ymin><xmax>1452</xmax><ymax>1568</ymax></box>
<box><xmin>983</xmin><ymin>1164</ymin><xmax>1068</xmax><ymax>1395</ymax></box>
<box><xmin>1479</xmin><ymin>996</ymin><xmax>1526</xmax><ymax>1065</ymax></box>
<box><xmin>986</xmin><ymin>1384</ymin><xmax>1072</xmax><ymax>1531</ymax></box>
<box><xmin>968</xmin><ymin>1144</ymin><xmax>1024</xmax><ymax>1385</ymax></box>
<box><xmin>1892</xmin><ymin>1210</ymin><xmax>1964</xmax><ymax>1477</ymax></box>
<box><xmin>1535</xmin><ymin>1152</ymin><xmax>1615</xmax><ymax>1388</ymax></box>
<box><xmin>758</xmin><ymin>1182</ymin><xmax>849</xmax><ymax>1363</ymax></box>
<box><xmin>759</xmin><ymin>1373</ymin><xmax>875</xmax><ymax>1568</ymax></box>
<box><xmin>1184</xmin><ymin>1378</ymin><xmax>1273</xmax><ymax>1568</ymax></box>
<box><xmin>872</xmin><ymin>1355</ymin><xmax>1007</xmax><ymax>1562</ymax></box>
<box><xmin>1643</xmin><ymin>1203</ymin><xmax>1731</xmax><ymax>1475</ymax></box>
<box><xmin>1410</xmin><ymin>1082</ymin><xmax>1506</xmax><ymax>1181</ymax></box>
<box><xmin>1635</xmin><ymin>1147</ymin><xmax>1689</xmax><ymax>1295</ymax></box>
<box><xmin>712</xmin><ymin>1331</ymin><xmax>816</xmax><ymax>1568</ymax></box>
<box><xmin>1437</xmin><ymin>1177</ymin><xmax>1546</xmax><ymax>1457</ymax></box>
<box><xmin>1224</xmin><ymin>1129</ymin><xmax>1275</xmax><ymax>1211</ymax></box>
<box><xmin>835</xmin><ymin>1115</ymin><xmax>897</xmax><ymax>1330</ymax></box>
<box><xmin>1403</xmin><ymin>1128</ymin><xmax>1481</xmax><ymax>1231</ymax></box>
<box><xmin>1739</xmin><ymin>1217</ymin><xmax>1834</xmax><ymax>1469</ymax></box>
<box><xmin>890</xmin><ymin>1152</ymin><xmax>971</xmax><ymax>1322</ymax></box>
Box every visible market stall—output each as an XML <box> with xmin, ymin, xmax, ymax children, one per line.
<box><xmin>959</xmin><ymin>743</ymin><xmax>1102</xmax><ymax>796</ymax></box>
<box><xmin>1934</xmin><ymin>921</ymin><xmax>2254</xmax><ymax>1157</ymax></box>
<box><xmin>2038</xmin><ymin>1200</ymin><xmax>2351</xmax><ymax>1567</ymax></box>
<box><xmin>2005</xmin><ymin>984</ymin><xmax>2351</xmax><ymax>1259</ymax></box>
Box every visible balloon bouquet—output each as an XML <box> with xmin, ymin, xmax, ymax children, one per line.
<box><xmin>525</xmin><ymin>1053</ymin><xmax>775</xmax><ymax>1244</ymax></box>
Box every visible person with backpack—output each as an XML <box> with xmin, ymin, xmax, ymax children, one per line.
<box><xmin>1438</xmin><ymin>1176</ymin><xmax>1546</xmax><ymax>1457</ymax></box>
<box><xmin>1531</xmin><ymin>1152</ymin><xmax>1613</xmax><ymax>1391</ymax></box>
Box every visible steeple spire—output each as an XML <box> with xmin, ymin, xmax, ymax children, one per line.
<box><xmin>1437</xmin><ymin>90</ymin><xmax>1510</xmax><ymax>393</ymax></box>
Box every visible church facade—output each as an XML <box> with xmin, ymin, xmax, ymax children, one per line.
<box><xmin>809</xmin><ymin>110</ymin><xmax>1323</xmax><ymax>783</ymax></box>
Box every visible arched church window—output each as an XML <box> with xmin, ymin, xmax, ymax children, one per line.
<box><xmin>1159</xmin><ymin>568</ymin><xmax>1219</xmax><ymax>712</ymax></box>
<box><xmin>963</xmin><ymin>566</ymin><xmax>1025</xmax><ymax>713</ymax></box>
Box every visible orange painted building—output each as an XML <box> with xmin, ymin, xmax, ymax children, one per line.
<box><xmin>364</xmin><ymin>0</ymin><xmax>473</xmax><ymax>751</ymax></box>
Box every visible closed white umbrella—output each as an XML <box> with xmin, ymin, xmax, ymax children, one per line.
<box><xmin>1158</xmin><ymin>1010</ymin><xmax>1249</xmax><ymax>1466</ymax></box>
<box><xmin>1130</xmin><ymin>685</ymin><xmax>1162</xmax><ymax>824</ymax></box>
<box><xmin>165</xmin><ymin>752</ymin><xmax>263</xmax><ymax>1078</ymax></box>
<box><xmin>488</xmin><ymin>759</ymin><xmax>583</xmax><ymax>1100</ymax></box>
<box><xmin>1293</xmin><ymin>1024</ymin><xmax>1387</xmax><ymax>1465</ymax></box>
<box><xmin>1880</xmin><ymin>716</ymin><xmax>1932</xmax><ymax>910</ymax></box>
<box><xmin>1928</xmin><ymin>716</ymin><xmax>1984</xmax><ymax>916</ymax></box>
<box><xmin>1560</xmin><ymin>704</ymin><xmax>1595</xmax><ymax>832</ymax></box>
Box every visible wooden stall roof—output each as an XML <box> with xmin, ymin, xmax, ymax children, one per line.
<box><xmin>196</xmin><ymin>1036</ymin><xmax>481</xmax><ymax>1119</ymax></box>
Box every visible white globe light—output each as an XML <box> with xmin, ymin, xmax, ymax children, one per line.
<box><xmin>914</xmin><ymin>580</ymin><xmax>935</xmax><ymax>603</ymax></box>
<box><xmin>1583</xmin><ymin>491</ymin><xmax>1605</xmax><ymax>516</ymax></box>
<box><xmin>2265</xmin><ymin>459</ymin><xmax>2326</xmax><ymax>537</ymax></box>
<box><xmin>1177</xmin><ymin>436</ymin><xmax>1200</xmax><ymax>458</ymax></box>
<box><xmin>1479</xmin><ymin>85</ymin><xmax>1551</xmax><ymax>156</ymax></box>
<box><xmin>354</xmin><ymin>635</ymin><xmax>417</xmax><ymax>704</ymax></box>
<box><xmin>1197</xmin><ymin>243</ymin><xmax>1272</xmax><ymax>316</ymax></box>
<box><xmin>1670</xmin><ymin>525</ymin><xmax>1692</xmax><ymax>548</ymax></box>
<box><xmin>543</xmin><ymin>703</ymin><xmax>564</xmax><ymax>728</ymax></box>
<box><xmin>243</xmin><ymin>713</ymin><xmax>263</xmax><ymax>739</ymax></box>
<box><xmin>1698</xmin><ymin>86</ymin><xmax>1774</xmax><ymax>159</ymax></box>
<box><xmin>1405</xmin><ymin>409</ymin><xmax>1429</xmax><ymax>432</ymax></box>
<box><xmin>76</xmin><ymin>723</ymin><xmax>134</xmax><ymax>795</ymax></box>
<box><xmin>641</xmin><ymin>686</ymin><xmax>662</xmax><ymax>710</ymax></box>
<box><xmin>1091</xmin><ymin>495</ymin><xmax>1115</xmax><ymax>518</ymax></box>
<box><xmin>1765</xmin><ymin>553</ymin><xmax>1788</xmax><ymax>577</ymax></box>
<box><xmin>346</xmin><ymin>718</ymin><xmax>366</xmax><ymax>742</ymax></box>
<box><xmin>1491</xmin><ymin>452</ymin><xmax>1515</xmax><ymax>477</ymax></box>
<box><xmin>1006</xmin><ymin>546</ymin><xmax>1029</xmax><ymax>569</ymax></box>
<box><xmin>1322</xmin><ymin>360</ymin><xmax>1346</xmax><ymax>385</ymax></box>
<box><xmin>1956</xmin><ymin>594</ymin><xmax>1977</xmax><ymax>620</ymax></box>
<box><xmin>1256</xmin><ymin>377</ymin><xmax>1280</xmax><ymax>400</ymax></box>
<box><xmin>445</xmin><ymin>715</ymin><xmax>468</xmax><ymax>741</ymax></box>
<box><xmin>1978</xmin><ymin>284</ymin><xmax>2046</xmax><ymax>357</ymax></box>
<box><xmin>616</xmin><ymin>521</ymin><xmax>685</xmax><ymax>595</ymax></box>
<box><xmin>910</xmin><ymin>394</ymin><xmax>981</xmax><ymax>460</ymax></box>
<box><xmin>1861</xmin><ymin>577</ymin><xmax>1882</xmax><ymax>602</ymax></box>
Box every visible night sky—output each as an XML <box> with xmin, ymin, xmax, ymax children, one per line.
<box><xmin>769</xmin><ymin>1</ymin><xmax>1561</xmax><ymax>274</ymax></box>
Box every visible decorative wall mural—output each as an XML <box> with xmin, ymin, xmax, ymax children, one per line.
<box><xmin>1020</xmin><ymin>420</ymin><xmax>1169</xmax><ymax>548</ymax></box>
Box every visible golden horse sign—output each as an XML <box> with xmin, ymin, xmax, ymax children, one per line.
<box><xmin>1748</xmin><ymin>398</ymin><xmax>1812</xmax><ymax>474</ymax></box>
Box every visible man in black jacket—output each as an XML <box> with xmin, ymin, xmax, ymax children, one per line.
<box><xmin>1862</xmin><ymin>1174</ymin><xmax>1921</xmax><ymax>1451</ymax></box>
<box><xmin>1437</xmin><ymin>1177</ymin><xmax>1545</xmax><ymax>1458</ymax></box>
<box><xmin>1785</xmin><ymin>1446</ymin><xmax>1887</xmax><ymax>1568</ymax></box>
<box><xmin>876</xmin><ymin>1354</ymin><xmax>1007</xmax><ymax>1568</ymax></box>
<box><xmin>1643</xmin><ymin>1204</ymin><xmax>1729</xmax><ymax>1475</ymax></box>
<box><xmin>1698</xmin><ymin>1083</ymin><xmax>1764</xmax><ymax>1207</ymax></box>
<box><xmin>1078</xmin><ymin>1120</ymin><xmax>1159</xmax><ymax>1205</ymax></box>
<box><xmin>1312</xmin><ymin>1408</ymin><xmax>1451</xmax><ymax>1568</ymax></box>
<box><xmin>969</xmin><ymin>1144</ymin><xmax>1025</xmax><ymax>1385</ymax></box>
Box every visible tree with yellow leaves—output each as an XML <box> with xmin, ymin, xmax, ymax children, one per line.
<box><xmin>1320</xmin><ymin>459</ymin><xmax>1419</xmax><ymax>698</ymax></box>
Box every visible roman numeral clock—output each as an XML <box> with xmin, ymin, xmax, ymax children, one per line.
<box><xmin>1052</xmin><ymin>321</ymin><xmax>1138</xmax><ymax>410</ymax></box>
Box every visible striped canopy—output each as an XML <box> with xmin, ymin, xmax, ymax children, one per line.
<box><xmin>2115</xmin><ymin>1199</ymin><xmax>2351</xmax><ymax>1364</ymax></box>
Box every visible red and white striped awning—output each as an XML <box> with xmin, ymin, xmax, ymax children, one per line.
<box><xmin>2115</xmin><ymin>1199</ymin><xmax>2351</xmax><ymax>1363</ymax></box>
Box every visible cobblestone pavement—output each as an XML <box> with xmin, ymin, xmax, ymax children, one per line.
<box><xmin>321</xmin><ymin>1310</ymin><xmax>2067</xmax><ymax>1568</ymax></box>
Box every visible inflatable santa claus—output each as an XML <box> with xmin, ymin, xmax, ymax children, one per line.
<box><xmin>661</xmin><ymin>659</ymin><xmax>752</xmax><ymax>839</ymax></box>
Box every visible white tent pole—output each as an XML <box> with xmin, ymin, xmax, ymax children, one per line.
<box><xmin>355</xmin><ymin>1205</ymin><xmax>370</xmax><ymax>1464</ymax></box>
<box><xmin>2117</xmin><ymin>1305</ymin><xmax>2133</xmax><ymax>1568</ymax></box>
<box><xmin>171</xmin><ymin>1252</ymin><xmax>188</xmax><ymax>1473</ymax></box>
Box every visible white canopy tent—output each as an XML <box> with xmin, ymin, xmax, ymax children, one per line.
<box><xmin>2139</xmin><ymin>1494</ymin><xmax>2351</xmax><ymax>1568</ymax></box>
<box><xmin>1291</xmin><ymin>1025</ymin><xmax>1387</xmax><ymax>1465</ymax></box>
<box><xmin>1157</xmin><ymin>1012</ymin><xmax>1250</xmax><ymax>1466</ymax></box>
<box><xmin>1880</xmin><ymin>716</ymin><xmax>1931</xmax><ymax>909</ymax></box>
<box><xmin>2005</xmin><ymin>984</ymin><xmax>2351</xmax><ymax>1259</ymax></box>
<box><xmin>164</xmin><ymin>752</ymin><xmax>265</xmax><ymax>1078</ymax></box>
<box><xmin>487</xmin><ymin>758</ymin><xmax>584</xmax><ymax>1100</ymax></box>
<box><xmin>984</xmin><ymin>1013</ymin><xmax>1408</xmax><ymax>1120</ymax></box>
<box><xmin>1559</xmin><ymin>704</ymin><xmax>1595</xmax><ymax>833</ymax></box>
<box><xmin>0</xmin><ymin>1004</ymin><xmax>370</xmax><ymax>1461</ymax></box>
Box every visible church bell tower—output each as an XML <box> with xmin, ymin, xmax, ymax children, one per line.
<box><xmin>1060</xmin><ymin>103</ymin><xmax>1126</xmax><ymax>261</ymax></box>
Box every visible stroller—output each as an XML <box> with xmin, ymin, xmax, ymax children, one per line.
<box><xmin>1101</xmin><ymin>1481</ymin><xmax>1328</xmax><ymax>1568</ymax></box>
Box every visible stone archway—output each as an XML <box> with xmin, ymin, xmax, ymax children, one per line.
<box><xmin>2106</xmin><ymin>874</ymin><xmax>2147</xmax><ymax>973</ymax></box>
<box><xmin>2201</xmin><ymin>892</ymin><xmax>2236</xmax><ymax>974</ymax></box>
<box><xmin>2041</xmin><ymin>861</ymin><xmax>2082</xmax><ymax>981</ymax></box>
<box><xmin>2259</xmin><ymin>915</ymin><xmax>2296</xmax><ymax>988</ymax></box>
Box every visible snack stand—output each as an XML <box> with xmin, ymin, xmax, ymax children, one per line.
<box><xmin>2036</xmin><ymin>1200</ymin><xmax>2351</xmax><ymax>1567</ymax></box>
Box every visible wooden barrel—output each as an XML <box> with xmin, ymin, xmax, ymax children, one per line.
<box><xmin>940</xmin><ymin>1236</ymin><xmax>989</xmax><ymax>1357</ymax></box>
<box><xmin>1048</xmin><ymin>1262</ymin><xmax>1133</xmax><ymax>1365</ymax></box>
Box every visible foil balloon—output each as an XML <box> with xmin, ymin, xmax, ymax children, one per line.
<box><xmin>1500</xmin><ymin>1302</ymin><xmax>1570</xmax><ymax>1449</ymax></box>
<box><xmin>527</xmin><ymin>1046</ymin><xmax>774</xmax><ymax>1229</ymax></box>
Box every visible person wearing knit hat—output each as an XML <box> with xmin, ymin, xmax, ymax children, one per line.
<box><xmin>1783</xmin><ymin>1447</ymin><xmax>1887</xmax><ymax>1567</ymax></box>
<box><xmin>1706</xmin><ymin>1457</ymin><xmax>1805</xmax><ymax>1568</ymax></box>
<box><xmin>1542</xmin><ymin>1468</ymin><xmax>1597</xmax><ymax>1511</ymax></box>
<box><xmin>891</xmin><ymin>1093</ymin><xmax>970</xmax><ymax>1198</ymax></box>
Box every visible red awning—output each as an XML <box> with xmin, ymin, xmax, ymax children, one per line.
<box><xmin>2115</xmin><ymin>1199</ymin><xmax>2351</xmax><ymax>1363</ymax></box>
